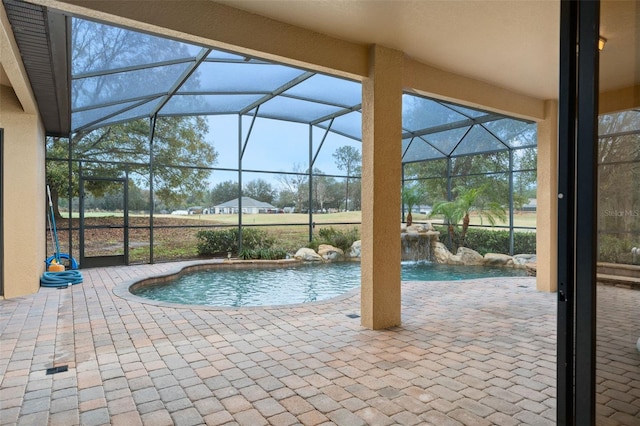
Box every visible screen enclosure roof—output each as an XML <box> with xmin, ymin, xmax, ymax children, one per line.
<box><xmin>4</xmin><ymin>1</ymin><xmax>537</xmax><ymax>162</ymax></box>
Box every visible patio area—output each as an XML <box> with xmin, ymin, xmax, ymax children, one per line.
<box><xmin>0</xmin><ymin>262</ymin><xmax>638</xmax><ymax>425</ymax></box>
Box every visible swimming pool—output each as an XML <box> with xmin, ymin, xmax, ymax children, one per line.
<box><xmin>130</xmin><ymin>261</ymin><xmax>527</xmax><ymax>307</ymax></box>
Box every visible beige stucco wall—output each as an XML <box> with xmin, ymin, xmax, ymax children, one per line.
<box><xmin>361</xmin><ymin>45</ymin><xmax>403</xmax><ymax>329</ymax></box>
<box><xmin>45</xmin><ymin>0</ymin><xmax>369</xmax><ymax>81</ymax></box>
<box><xmin>536</xmin><ymin>100</ymin><xmax>559</xmax><ymax>293</ymax></box>
<box><xmin>403</xmin><ymin>58</ymin><xmax>546</xmax><ymax>122</ymax></box>
<box><xmin>1</xmin><ymin>0</ymin><xmax>46</xmax><ymax>298</ymax></box>
<box><xmin>599</xmin><ymin>85</ymin><xmax>640</xmax><ymax>114</ymax></box>
<box><xmin>0</xmin><ymin>85</ymin><xmax>46</xmax><ymax>298</ymax></box>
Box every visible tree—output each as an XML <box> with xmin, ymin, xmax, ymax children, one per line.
<box><xmin>401</xmin><ymin>98</ymin><xmax>538</xmax><ymax>210</ymax></box>
<box><xmin>46</xmin><ymin>19</ymin><xmax>218</xmax><ymax>218</ymax></box>
<box><xmin>152</xmin><ymin>117</ymin><xmax>217</xmax><ymax>206</ymax></box>
<box><xmin>210</xmin><ymin>181</ymin><xmax>239</xmax><ymax>205</ymax></box>
<box><xmin>405</xmin><ymin>152</ymin><xmax>512</xmax><ymax>207</ymax></box>
<box><xmin>332</xmin><ymin>146</ymin><xmax>361</xmax><ymax>211</ymax></box>
<box><xmin>454</xmin><ymin>186</ymin><xmax>506</xmax><ymax>245</ymax></box>
<box><xmin>46</xmin><ymin>139</ymin><xmax>73</xmax><ymax>219</ymax></box>
<box><xmin>402</xmin><ymin>183</ymin><xmax>426</xmax><ymax>226</ymax></box>
<box><xmin>275</xmin><ymin>189</ymin><xmax>296</xmax><ymax>209</ymax></box>
<box><xmin>347</xmin><ymin>178</ymin><xmax>362</xmax><ymax>211</ymax></box>
<box><xmin>597</xmin><ymin>110</ymin><xmax>640</xmax><ymax>262</ymax></box>
<box><xmin>276</xmin><ymin>164</ymin><xmax>308</xmax><ymax>212</ymax></box>
<box><xmin>244</xmin><ymin>179</ymin><xmax>276</xmax><ymax>204</ymax></box>
<box><xmin>71</xmin><ymin>19</ymin><xmax>204</xmax><ymax>112</ymax></box>
<box><xmin>513</xmin><ymin>147</ymin><xmax>537</xmax><ymax>208</ymax></box>
<box><xmin>309</xmin><ymin>168</ymin><xmax>337</xmax><ymax>212</ymax></box>
<box><xmin>429</xmin><ymin>200</ymin><xmax>463</xmax><ymax>249</ymax></box>
<box><xmin>46</xmin><ymin>117</ymin><xmax>217</xmax><ymax>218</ymax></box>
<box><xmin>513</xmin><ymin>193</ymin><xmax>530</xmax><ymax>212</ymax></box>
<box><xmin>430</xmin><ymin>185</ymin><xmax>506</xmax><ymax>250</ymax></box>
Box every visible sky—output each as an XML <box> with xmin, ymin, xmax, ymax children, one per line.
<box><xmin>204</xmin><ymin>115</ymin><xmax>362</xmax><ymax>190</ymax></box>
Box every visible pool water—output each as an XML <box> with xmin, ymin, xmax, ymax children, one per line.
<box><xmin>401</xmin><ymin>262</ymin><xmax>528</xmax><ymax>281</ymax></box>
<box><xmin>131</xmin><ymin>262</ymin><xmax>527</xmax><ymax>307</ymax></box>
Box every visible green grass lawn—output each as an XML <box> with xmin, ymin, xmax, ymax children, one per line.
<box><xmin>420</xmin><ymin>212</ymin><xmax>537</xmax><ymax>229</ymax></box>
<box><xmin>65</xmin><ymin>210</ymin><xmax>537</xmax><ymax>228</ymax></box>
<box><xmin>152</xmin><ymin>211</ymin><xmax>363</xmax><ymax>225</ymax></box>
<box><xmin>54</xmin><ymin>211</ymin><xmax>537</xmax><ymax>264</ymax></box>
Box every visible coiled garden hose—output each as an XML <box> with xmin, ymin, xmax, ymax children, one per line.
<box><xmin>41</xmin><ymin>184</ymin><xmax>83</xmax><ymax>288</ymax></box>
<box><xmin>40</xmin><ymin>270</ymin><xmax>84</xmax><ymax>288</ymax></box>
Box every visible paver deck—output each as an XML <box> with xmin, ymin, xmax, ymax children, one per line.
<box><xmin>1</xmin><ymin>261</ymin><xmax>638</xmax><ymax>425</ymax></box>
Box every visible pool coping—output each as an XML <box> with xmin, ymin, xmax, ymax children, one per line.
<box><xmin>112</xmin><ymin>258</ymin><xmax>362</xmax><ymax>311</ymax></box>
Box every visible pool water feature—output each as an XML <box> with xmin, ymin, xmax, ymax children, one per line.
<box><xmin>130</xmin><ymin>262</ymin><xmax>528</xmax><ymax>308</ymax></box>
<box><xmin>401</xmin><ymin>231</ymin><xmax>439</xmax><ymax>262</ymax></box>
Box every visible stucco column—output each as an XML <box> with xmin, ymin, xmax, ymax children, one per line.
<box><xmin>361</xmin><ymin>45</ymin><xmax>403</xmax><ymax>329</ymax></box>
<box><xmin>536</xmin><ymin>99</ymin><xmax>558</xmax><ymax>292</ymax></box>
<box><xmin>0</xmin><ymin>87</ymin><xmax>46</xmax><ymax>298</ymax></box>
<box><xmin>1</xmin><ymin>3</ymin><xmax>46</xmax><ymax>298</ymax></box>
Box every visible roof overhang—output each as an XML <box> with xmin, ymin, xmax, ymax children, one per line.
<box><xmin>3</xmin><ymin>0</ymin><xmax>70</xmax><ymax>136</ymax></box>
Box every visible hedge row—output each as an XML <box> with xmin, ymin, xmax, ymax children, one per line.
<box><xmin>197</xmin><ymin>225</ymin><xmax>537</xmax><ymax>259</ymax></box>
<box><xmin>434</xmin><ymin>226</ymin><xmax>536</xmax><ymax>255</ymax></box>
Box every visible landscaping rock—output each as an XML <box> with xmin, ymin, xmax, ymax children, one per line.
<box><xmin>433</xmin><ymin>242</ymin><xmax>453</xmax><ymax>264</ymax></box>
<box><xmin>318</xmin><ymin>244</ymin><xmax>345</xmax><ymax>262</ymax></box>
<box><xmin>294</xmin><ymin>247</ymin><xmax>324</xmax><ymax>262</ymax></box>
<box><xmin>348</xmin><ymin>240</ymin><xmax>361</xmax><ymax>259</ymax></box>
<box><xmin>456</xmin><ymin>247</ymin><xmax>484</xmax><ymax>265</ymax></box>
<box><xmin>484</xmin><ymin>253</ymin><xmax>514</xmax><ymax>267</ymax></box>
<box><xmin>525</xmin><ymin>262</ymin><xmax>537</xmax><ymax>276</ymax></box>
<box><xmin>513</xmin><ymin>254</ymin><xmax>537</xmax><ymax>267</ymax></box>
<box><xmin>405</xmin><ymin>224</ymin><xmax>429</xmax><ymax>234</ymax></box>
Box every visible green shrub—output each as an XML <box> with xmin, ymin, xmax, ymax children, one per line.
<box><xmin>463</xmin><ymin>228</ymin><xmax>510</xmax><ymax>255</ymax></box>
<box><xmin>310</xmin><ymin>226</ymin><xmax>360</xmax><ymax>252</ymax></box>
<box><xmin>196</xmin><ymin>227</ymin><xmax>277</xmax><ymax>256</ymax></box>
<box><xmin>434</xmin><ymin>225</ymin><xmax>536</xmax><ymax>255</ymax></box>
<box><xmin>242</xmin><ymin>228</ymin><xmax>276</xmax><ymax>251</ymax></box>
<box><xmin>514</xmin><ymin>232</ymin><xmax>537</xmax><ymax>254</ymax></box>
<box><xmin>599</xmin><ymin>234</ymin><xmax>633</xmax><ymax>263</ymax></box>
<box><xmin>196</xmin><ymin>228</ymin><xmax>237</xmax><ymax>256</ymax></box>
<box><xmin>238</xmin><ymin>247</ymin><xmax>288</xmax><ymax>260</ymax></box>
<box><xmin>306</xmin><ymin>239</ymin><xmax>321</xmax><ymax>252</ymax></box>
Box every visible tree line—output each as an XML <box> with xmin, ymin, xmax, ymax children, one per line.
<box><xmin>46</xmin><ymin>118</ymin><xmax>363</xmax><ymax>215</ymax></box>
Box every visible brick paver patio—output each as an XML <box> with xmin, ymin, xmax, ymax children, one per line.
<box><xmin>1</xmin><ymin>261</ymin><xmax>638</xmax><ymax>425</ymax></box>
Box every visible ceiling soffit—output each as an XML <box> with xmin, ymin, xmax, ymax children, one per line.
<box><xmin>2</xmin><ymin>0</ymin><xmax>69</xmax><ymax>136</ymax></box>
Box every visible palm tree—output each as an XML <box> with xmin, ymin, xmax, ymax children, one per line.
<box><xmin>429</xmin><ymin>200</ymin><xmax>463</xmax><ymax>249</ymax></box>
<box><xmin>402</xmin><ymin>183</ymin><xmax>425</xmax><ymax>226</ymax></box>
<box><xmin>455</xmin><ymin>186</ymin><xmax>506</xmax><ymax>246</ymax></box>
<box><xmin>430</xmin><ymin>185</ymin><xmax>506</xmax><ymax>250</ymax></box>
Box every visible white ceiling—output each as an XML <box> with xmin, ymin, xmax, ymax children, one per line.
<box><xmin>216</xmin><ymin>0</ymin><xmax>638</xmax><ymax>101</ymax></box>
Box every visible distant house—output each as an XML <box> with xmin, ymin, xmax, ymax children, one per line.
<box><xmin>418</xmin><ymin>205</ymin><xmax>432</xmax><ymax>215</ymax></box>
<box><xmin>402</xmin><ymin>204</ymin><xmax>432</xmax><ymax>215</ymax></box>
<box><xmin>522</xmin><ymin>198</ymin><xmax>537</xmax><ymax>212</ymax></box>
<box><xmin>211</xmin><ymin>196</ymin><xmax>277</xmax><ymax>214</ymax></box>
